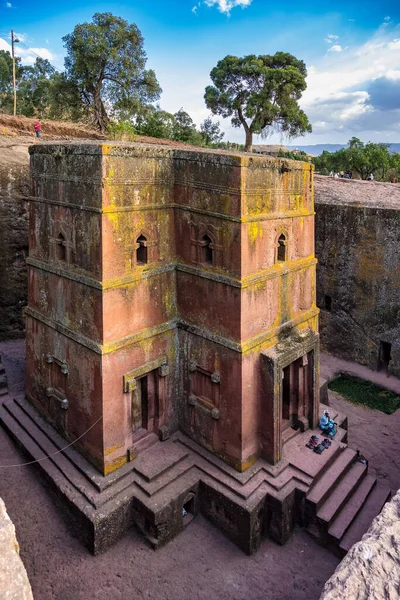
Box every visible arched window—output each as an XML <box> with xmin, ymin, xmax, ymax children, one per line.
<box><xmin>136</xmin><ymin>234</ymin><xmax>148</xmax><ymax>265</ymax></box>
<box><xmin>277</xmin><ymin>234</ymin><xmax>287</xmax><ymax>262</ymax></box>
<box><xmin>200</xmin><ymin>234</ymin><xmax>213</xmax><ymax>265</ymax></box>
<box><xmin>56</xmin><ymin>233</ymin><xmax>66</xmax><ymax>261</ymax></box>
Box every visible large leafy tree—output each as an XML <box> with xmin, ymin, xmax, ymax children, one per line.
<box><xmin>63</xmin><ymin>12</ymin><xmax>161</xmax><ymax>131</ymax></box>
<box><xmin>204</xmin><ymin>52</ymin><xmax>312</xmax><ymax>152</ymax></box>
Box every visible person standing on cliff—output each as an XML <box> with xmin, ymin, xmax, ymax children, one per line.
<box><xmin>34</xmin><ymin>120</ymin><xmax>41</xmax><ymax>139</ymax></box>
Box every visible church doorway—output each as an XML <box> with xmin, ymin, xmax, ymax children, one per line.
<box><xmin>132</xmin><ymin>370</ymin><xmax>160</xmax><ymax>437</ymax></box>
<box><xmin>281</xmin><ymin>352</ymin><xmax>314</xmax><ymax>434</ymax></box>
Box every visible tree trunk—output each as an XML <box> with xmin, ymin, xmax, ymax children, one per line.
<box><xmin>93</xmin><ymin>88</ymin><xmax>109</xmax><ymax>132</ymax></box>
<box><xmin>237</xmin><ymin>107</ymin><xmax>253</xmax><ymax>153</ymax></box>
<box><xmin>244</xmin><ymin>129</ymin><xmax>253</xmax><ymax>153</ymax></box>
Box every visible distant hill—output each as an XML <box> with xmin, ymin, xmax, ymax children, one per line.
<box><xmin>287</xmin><ymin>143</ymin><xmax>400</xmax><ymax>156</ymax></box>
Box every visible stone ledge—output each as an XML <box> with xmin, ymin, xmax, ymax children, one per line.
<box><xmin>0</xmin><ymin>498</ymin><xmax>33</xmax><ymax>600</ymax></box>
<box><xmin>319</xmin><ymin>489</ymin><xmax>400</xmax><ymax>600</ymax></box>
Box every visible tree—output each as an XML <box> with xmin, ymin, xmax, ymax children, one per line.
<box><xmin>47</xmin><ymin>73</ymin><xmax>88</xmax><ymax>121</ymax></box>
<box><xmin>0</xmin><ymin>50</ymin><xmax>23</xmax><ymax>112</ymax></box>
<box><xmin>17</xmin><ymin>58</ymin><xmax>56</xmax><ymax>117</ymax></box>
<box><xmin>200</xmin><ymin>116</ymin><xmax>224</xmax><ymax>146</ymax></box>
<box><xmin>135</xmin><ymin>106</ymin><xmax>175</xmax><ymax>139</ymax></box>
<box><xmin>172</xmin><ymin>108</ymin><xmax>202</xmax><ymax>145</ymax></box>
<box><xmin>204</xmin><ymin>52</ymin><xmax>312</xmax><ymax>152</ymax></box>
<box><xmin>313</xmin><ymin>138</ymin><xmax>399</xmax><ymax>181</ymax></box>
<box><xmin>63</xmin><ymin>12</ymin><xmax>161</xmax><ymax>131</ymax></box>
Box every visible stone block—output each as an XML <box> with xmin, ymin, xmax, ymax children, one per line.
<box><xmin>0</xmin><ymin>498</ymin><xmax>33</xmax><ymax>600</ymax></box>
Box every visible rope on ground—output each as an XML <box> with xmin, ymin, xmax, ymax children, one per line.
<box><xmin>0</xmin><ymin>414</ymin><xmax>103</xmax><ymax>468</ymax></box>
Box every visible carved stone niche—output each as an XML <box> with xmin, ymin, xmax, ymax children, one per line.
<box><xmin>50</xmin><ymin>222</ymin><xmax>74</xmax><ymax>264</ymax></box>
<box><xmin>187</xmin><ymin>363</ymin><xmax>221</xmax><ymax>419</ymax></box>
<box><xmin>45</xmin><ymin>353</ymin><xmax>69</xmax><ymax>410</ymax></box>
<box><xmin>189</xmin><ymin>221</ymin><xmax>223</xmax><ymax>268</ymax></box>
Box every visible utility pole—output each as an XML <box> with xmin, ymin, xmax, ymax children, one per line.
<box><xmin>11</xmin><ymin>30</ymin><xmax>19</xmax><ymax>116</ymax></box>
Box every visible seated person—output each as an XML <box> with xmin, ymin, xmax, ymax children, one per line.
<box><xmin>319</xmin><ymin>410</ymin><xmax>337</xmax><ymax>438</ymax></box>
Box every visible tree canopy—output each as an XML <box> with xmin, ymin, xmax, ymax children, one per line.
<box><xmin>313</xmin><ymin>137</ymin><xmax>400</xmax><ymax>181</ymax></box>
<box><xmin>200</xmin><ymin>116</ymin><xmax>224</xmax><ymax>146</ymax></box>
<box><xmin>63</xmin><ymin>12</ymin><xmax>161</xmax><ymax>131</ymax></box>
<box><xmin>204</xmin><ymin>52</ymin><xmax>312</xmax><ymax>152</ymax></box>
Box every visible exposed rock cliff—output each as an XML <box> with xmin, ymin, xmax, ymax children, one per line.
<box><xmin>0</xmin><ymin>138</ymin><xmax>30</xmax><ymax>340</ymax></box>
<box><xmin>320</xmin><ymin>490</ymin><xmax>400</xmax><ymax>600</ymax></box>
<box><xmin>0</xmin><ymin>497</ymin><xmax>33</xmax><ymax>600</ymax></box>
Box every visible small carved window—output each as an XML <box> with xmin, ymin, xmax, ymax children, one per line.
<box><xmin>136</xmin><ymin>235</ymin><xmax>148</xmax><ymax>265</ymax></box>
<box><xmin>325</xmin><ymin>295</ymin><xmax>332</xmax><ymax>311</ymax></box>
<box><xmin>200</xmin><ymin>234</ymin><xmax>213</xmax><ymax>266</ymax></box>
<box><xmin>56</xmin><ymin>233</ymin><xmax>66</xmax><ymax>261</ymax></box>
<box><xmin>277</xmin><ymin>234</ymin><xmax>287</xmax><ymax>262</ymax></box>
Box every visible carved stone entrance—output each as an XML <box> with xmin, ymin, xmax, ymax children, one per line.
<box><xmin>261</xmin><ymin>330</ymin><xmax>320</xmax><ymax>465</ymax></box>
<box><xmin>123</xmin><ymin>358</ymin><xmax>169</xmax><ymax>445</ymax></box>
<box><xmin>281</xmin><ymin>351</ymin><xmax>314</xmax><ymax>432</ymax></box>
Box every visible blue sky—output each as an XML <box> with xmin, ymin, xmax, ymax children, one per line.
<box><xmin>1</xmin><ymin>0</ymin><xmax>400</xmax><ymax>144</ymax></box>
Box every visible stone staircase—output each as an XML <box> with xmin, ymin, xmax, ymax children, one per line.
<box><xmin>0</xmin><ymin>392</ymin><xmax>392</xmax><ymax>557</ymax></box>
<box><xmin>304</xmin><ymin>442</ymin><xmax>391</xmax><ymax>556</ymax></box>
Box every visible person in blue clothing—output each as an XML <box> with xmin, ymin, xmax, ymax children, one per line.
<box><xmin>319</xmin><ymin>410</ymin><xmax>337</xmax><ymax>438</ymax></box>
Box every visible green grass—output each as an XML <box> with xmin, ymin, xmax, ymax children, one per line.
<box><xmin>328</xmin><ymin>375</ymin><xmax>400</xmax><ymax>415</ymax></box>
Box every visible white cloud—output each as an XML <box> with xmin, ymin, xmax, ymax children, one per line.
<box><xmin>204</xmin><ymin>0</ymin><xmax>252</xmax><ymax>15</ymax></box>
<box><xmin>327</xmin><ymin>44</ymin><xmax>343</xmax><ymax>52</ymax></box>
<box><xmin>29</xmin><ymin>48</ymin><xmax>54</xmax><ymax>61</ymax></box>
<box><xmin>388</xmin><ymin>39</ymin><xmax>400</xmax><ymax>50</ymax></box>
<box><xmin>6</xmin><ymin>2</ymin><xmax>12</xmax><ymax>7</ymax></box>
<box><xmin>0</xmin><ymin>37</ymin><xmax>55</xmax><ymax>64</ymax></box>
<box><xmin>300</xmin><ymin>23</ymin><xmax>400</xmax><ymax>141</ymax></box>
<box><xmin>384</xmin><ymin>16</ymin><xmax>390</xmax><ymax>21</ymax></box>
<box><xmin>14</xmin><ymin>32</ymin><xmax>26</xmax><ymax>42</ymax></box>
<box><xmin>325</xmin><ymin>34</ymin><xmax>339</xmax><ymax>44</ymax></box>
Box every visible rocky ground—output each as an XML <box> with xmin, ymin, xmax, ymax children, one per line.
<box><xmin>0</xmin><ymin>340</ymin><xmax>399</xmax><ymax>600</ymax></box>
<box><xmin>314</xmin><ymin>174</ymin><xmax>400</xmax><ymax>209</ymax></box>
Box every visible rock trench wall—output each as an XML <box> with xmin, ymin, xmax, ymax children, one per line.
<box><xmin>316</xmin><ymin>200</ymin><xmax>400</xmax><ymax>377</ymax></box>
<box><xmin>0</xmin><ymin>140</ymin><xmax>30</xmax><ymax>340</ymax></box>
<box><xmin>0</xmin><ymin>497</ymin><xmax>33</xmax><ymax>600</ymax></box>
<box><xmin>320</xmin><ymin>490</ymin><xmax>400</xmax><ymax>600</ymax></box>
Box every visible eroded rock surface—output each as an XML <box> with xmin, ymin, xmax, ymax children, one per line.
<box><xmin>0</xmin><ymin>497</ymin><xmax>33</xmax><ymax>600</ymax></box>
<box><xmin>320</xmin><ymin>490</ymin><xmax>400</xmax><ymax>600</ymax></box>
<box><xmin>315</xmin><ymin>174</ymin><xmax>400</xmax><ymax>376</ymax></box>
<box><xmin>0</xmin><ymin>138</ymin><xmax>30</xmax><ymax>340</ymax></box>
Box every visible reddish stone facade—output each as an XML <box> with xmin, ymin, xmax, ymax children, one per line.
<box><xmin>26</xmin><ymin>142</ymin><xmax>319</xmax><ymax>476</ymax></box>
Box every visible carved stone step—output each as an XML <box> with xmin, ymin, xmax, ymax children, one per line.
<box><xmin>317</xmin><ymin>462</ymin><xmax>367</xmax><ymax>526</ymax></box>
<box><xmin>339</xmin><ymin>484</ymin><xmax>391</xmax><ymax>554</ymax></box>
<box><xmin>328</xmin><ymin>474</ymin><xmax>376</xmax><ymax>541</ymax></box>
<box><xmin>306</xmin><ymin>447</ymin><xmax>356</xmax><ymax>510</ymax></box>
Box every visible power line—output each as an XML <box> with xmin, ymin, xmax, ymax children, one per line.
<box><xmin>18</xmin><ymin>40</ymin><xmax>63</xmax><ymax>73</ymax></box>
<box><xmin>0</xmin><ymin>413</ymin><xmax>103</xmax><ymax>469</ymax></box>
